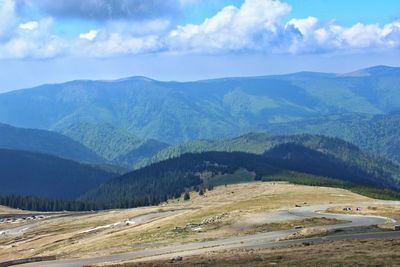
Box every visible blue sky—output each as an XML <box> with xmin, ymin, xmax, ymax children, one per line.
<box><xmin>0</xmin><ymin>0</ymin><xmax>399</xmax><ymax>92</ymax></box>
<box><xmin>183</xmin><ymin>0</ymin><xmax>400</xmax><ymax>26</ymax></box>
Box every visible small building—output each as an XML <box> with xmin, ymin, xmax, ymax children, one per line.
<box><xmin>394</xmin><ymin>225</ymin><xmax>400</xmax><ymax>231</ymax></box>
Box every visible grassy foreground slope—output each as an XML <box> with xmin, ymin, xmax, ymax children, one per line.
<box><xmin>0</xmin><ymin>183</ymin><xmax>371</xmax><ymax>260</ymax></box>
<box><xmin>0</xmin><ymin>205</ymin><xmax>25</xmax><ymax>215</ymax></box>
<box><xmin>104</xmin><ymin>238</ymin><xmax>400</xmax><ymax>267</ymax></box>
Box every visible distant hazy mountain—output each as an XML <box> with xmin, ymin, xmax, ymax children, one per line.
<box><xmin>0</xmin><ymin>123</ymin><xmax>103</xmax><ymax>163</ymax></box>
<box><xmin>0</xmin><ymin>66</ymin><xmax>399</xmax><ymax>143</ymax></box>
<box><xmin>0</xmin><ymin>149</ymin><xmax>115</xmax><ymax>199</ymax></box>
<box><xmin>264</xmin><ymin>112</ymin><xmax>400</xmax><ymax>163</ymax></box>
<box><xmin>55</xmin><ymin>122</ymin><xmax>169</xmax><ymax>167</ymax></box>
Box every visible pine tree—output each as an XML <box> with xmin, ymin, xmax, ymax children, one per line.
<box><xmin>183</xmin><ymin>192</ymin><xmax>190</xmax><ymax>201</ymax></box>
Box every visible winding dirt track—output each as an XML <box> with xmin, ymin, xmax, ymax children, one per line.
<box><xmin>16</xmin><ymin>204</ymin><xmax>400</xmax><ymax>267</ymax></box>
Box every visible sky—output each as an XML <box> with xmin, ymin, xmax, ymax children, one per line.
<box><xmin>0</xmin><ymin>0</ymin><xmax>400</xmax><ymax>92</ymax></box>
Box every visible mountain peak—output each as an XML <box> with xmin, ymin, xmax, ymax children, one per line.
<box><xmin>341</xmin><ymin>65</ymin><xmax>399</xmax><ymax>77</ymax></box>
<box><xmin>114</xmin><ymin>76</ymin><xmax>155</xmax><ymax>83</ymax></box>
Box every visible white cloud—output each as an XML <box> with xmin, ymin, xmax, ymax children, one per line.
<box><xmin>285</xmin><ymin>18</ymin><xmax>400</xmax><ymax>54</ymax></box>
<box><xmin>75</xmin><ymin>33</ymin><xmax>163</xmax><ymax>57</ymax></box>
<box><xmin>286</xmin><ymin>17</ymin><xmax>318</xmax><ymax>38</ymax></box>
<box><xmin>0</xmin><ymin>18</ymin><xmax>64</xmax><ymax>59</ymax></box>
<box><xmin>19</xmin><ymin>21</ymin><xmax>39</xmax><ymax>30</ymax></box>
<box><xmin>0</xmin><ymin>0</ymin><xmax>18</xmax><ymax>39</ymax></box>
<box><xmin>79</xmin><ymin>30</ymin><xmax>98</xmax><ymax>41</ymax></box>
<box><xmin>1</xmin><ymin>0</ymin><xmax>400</xmax><ymax>59</ymax></box>
<box><xmin>168</xmin><ymin>0</ymin><xmax>291</xmax><ymax>52</ymax></box>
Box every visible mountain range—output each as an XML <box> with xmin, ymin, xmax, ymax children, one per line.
<box><xmin>0</xmin><ymin>65</ymin><xmax>399</xmax><ymax>144</ymax></box>
<box><xmin>0</xmin><ymin>65</ymin><xmax>400</xmax><ymax>210</ymax></box>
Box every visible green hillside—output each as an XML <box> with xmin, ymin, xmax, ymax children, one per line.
<box><xmin>135</xmin><ymin>132</ymin><xmax>273</xmax><ymax>168</ymax></box>
<box><xmin>264</xmin><ymin>112</ymin><xmax>400</xmax><ymax>163</ymax></box>
<box><xmin>115</xmin><ymin>139</ymin><xmax>169</xmax><ymax>167</ymax></box>
<box><xmin>137</xmin><ymin>134</ymin><xmax>400</xmax><ymax>184</ymax></box>
<box><xmin>82</xmin><ymin>143</ymin><xmax>400</xmax><ymax>209</ymax></box>
<box><xmin>0</xmin><ymin>149</ymin><xmax>115</xmax><ymax>199</ymax></box>
<box><xmin>56</xmin><ymin>122</ymin><xmax>169</xmax><ymax>167</ymax></box>
<box><xmin>0</xmin><ymin>66</ymin><xmax>399</xmax><ymax>144</ymax></box>
<box><xmin>0</xmin><ymin>123</ymin><xmax>103</xmax><ymax>163</ymax></box>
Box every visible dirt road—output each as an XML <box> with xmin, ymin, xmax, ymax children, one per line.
<box><xmin>16</xmin><ymin>204</ymin><xmax>397</xmax><ymax>267</ymax></box>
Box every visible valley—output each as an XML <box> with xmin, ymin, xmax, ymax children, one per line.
<box><xmin>0</xmin><ymin>66</ymin><xmax>399</xmax><ymax>266</ymax></box>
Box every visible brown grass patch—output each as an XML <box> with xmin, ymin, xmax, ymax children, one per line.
<box><xmin>98</xmin><ymin>237</ymin><xmax>400</xmax><ymax>267</ymax></box>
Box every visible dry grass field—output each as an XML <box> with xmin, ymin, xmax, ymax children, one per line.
<box><xmin>0</xmin><ymin>182</ymin><xmax>374</xmax><ymax>262</ymax></box>
<box><xmin>0</xmin><ymin>205</ymin><xmax>25</xmax><ymax>215</ymax></box>
<box><xmin>104</xmin><ymin>237</ymin><xmax>400</xmax><ymax>267</ymax></box>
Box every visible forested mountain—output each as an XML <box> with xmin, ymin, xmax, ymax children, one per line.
<box><xmin>82</xmin><ymin>137</ymin><xmax>400</xmax><ymax>208</ymax></box>
<box><xmin>1</xmin><ymin>134</ymin><xmax>399</xmax><ymax>211</ymax></box>
<box><xmin>56</xmin><ymin>122</ymin><xmax>168</xmax><ymax>167</ymax></box>
<box><xmin>0</xmin><ymin>149</ymin><xmax>115</xmax><ymax>199</ymax></box>
<box><xmin>135</xmin><ymin>132</ymin><xmax>274</xmax><ymax>168</ymax></box>
<box><xmin>0</xmin><ymin>123</ymin><xmax>103</xmax><ymax>163</ymax></box>
<box><xmin>0</xmin><ymin>66</ymin><xmax>399</xmax><ymax>144</ymax></box>
<box><xmin>137</xmin><ymin>133</ymin><xmax>400</xmax><ymax>179</ymax></box>
<box><xmin>264</xmin><ymin>112</ymin><xmax>400</xmax><ymax>163</ymax></box>
<box><xmin>115</xmin><ymin>139</ymin><xmax>169</xmax><ymax>168</ymax></box>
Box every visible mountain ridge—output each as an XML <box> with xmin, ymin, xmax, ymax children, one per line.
<box><xmin>0</xmin><ymin>122</ymin><xmax>104</xmax><ymax>163</ymax></box>
<box><xmin>0</xmin><ymin>65</ymin><xmax>399</xmax><ymax>144</ymax></box>
<box><xmin>82</xmin><ymin>136</ymin><xmax>400</xmax><ymax>208</ymax></box>
<box><xmin>4</xmin><ymin>65</ymin><xmax>398</xmax><ymax>92</ymax></box>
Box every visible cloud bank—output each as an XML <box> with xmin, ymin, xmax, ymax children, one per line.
<box><xmin>22</xmin><ymin>0</ymin><xmax>186</xmax><ymax>21</ymax></box>
<box><xmin>0</xmin><ymin>0</ymin><xmax>399</xmax><ymax>59</ymax></box>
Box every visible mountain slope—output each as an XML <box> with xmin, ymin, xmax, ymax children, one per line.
<box><xmin>56</xmin><ymin>122</ymin><xmax>169</xmax><ymax>167</ymax></box>
<box><xmin>137</xmin><ymin>133</ymin><xmax>400</xmax><ymax>181</ymax></box>
<box><xmin>0</xmin><ymin>149</ymin><xmax>115</xmax><ymax>199</ymax></box>
<box><xmin>264</xmin><ymin>112</ymin><xmax>400</xmax><ymax>163</ymax></box>
<box><xmin>0</xmin><ymin>123</ymin><xmax>103</xmax><ymax>163</ymax></box>
<box><xmin>1</xmin><ymin>66</ymin><xmax>399</xmax><ymax>143</ymax></box>
<box><xmin>82</xmin><ymin>143</ymin><xmax>400</xmax><ymax>208</ymax></box>
<box><xmin>115</xmin><ymin>139</ymin><xmax>169</xmax><ymax>168</ymax></box>
<box><xmin>135</xmin><ymin>132</ymin><xmax>273</xmax><ymax>168</ymax></box>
